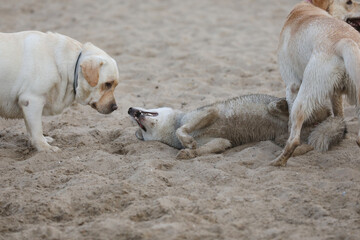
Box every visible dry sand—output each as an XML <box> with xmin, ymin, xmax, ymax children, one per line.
<box><xmin>1</xmin><ymin>0</ymin><xmax>360</xmax><ymax>239</ymax></box>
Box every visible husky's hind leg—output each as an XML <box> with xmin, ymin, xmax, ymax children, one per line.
<box><xmin>176</xmin><ymin>107</ymin><xmax>219</xmax><ymax>149</ymax></box>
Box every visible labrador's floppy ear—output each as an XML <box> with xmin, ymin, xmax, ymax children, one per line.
<box><xmin>80</xmin><ymin>57</ymin><xmax>104</xmax><ymax>87</ymax></box>
<box><xmin>135</xmin><ymin>129</ymin><xmax>144</xmax><ymax>140</ymax></box>
<box><xmin>312</xmin><ymin>0</ymin><xmax>331</xmax><ymax>11</ymax></box>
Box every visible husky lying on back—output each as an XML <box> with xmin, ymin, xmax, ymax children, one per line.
<box><xmin>128</xmin><ymin>94</ymin><xmax>346</xmax><ymax>159</ymax></box>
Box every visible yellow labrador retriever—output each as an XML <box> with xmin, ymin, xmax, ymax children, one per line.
<box><xmin>273</xmin><ymin>0</ymin><xmax>360</xmax><ymax>166</ymax></box>
<box><xmin>0</xmin><ymin>31</ymin><xmax>119</xmax><ymax>152</ymax></box>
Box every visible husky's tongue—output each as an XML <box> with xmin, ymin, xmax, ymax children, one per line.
<box><xmin>134</xmin><ymin>111</ymin><xmax>158</xmax><ymax>132</ymax></box>
<box><xmin>134</xmin><ymin>117</ymin><xmax>146</xmax><ymax>132</ymax></box>
<box><xmin>347</xmin><ymin>18</ymin><xmax>360</xmax><ymax>32</ymax></box>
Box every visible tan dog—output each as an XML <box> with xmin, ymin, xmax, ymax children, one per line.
<box><xmin>0</xmin><ymin>31</ymin><xmax>119</xmax><ymax>152</ymax></box>
<box><xmin>274</xmin><ymin>0</ymin><xmax>360</xmax><ymax>166</ymax></box>
<box><xmin>129</xmin><ymin>94</ymin><xmax>346</xmax><ymax>159</ymax></box>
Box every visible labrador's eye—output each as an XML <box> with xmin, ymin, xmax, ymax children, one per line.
<box><xmin>105</xmin><ymin>82</ymin><xmax>112</xmax><ymax>89</ymax></box>
<box><xmin>347</xmin><ymin>0</ymin><xmax>353</xmax><ymax>5</ymax></box>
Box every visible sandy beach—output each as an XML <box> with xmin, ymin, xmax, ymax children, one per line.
<box><xmin>1</xmin><ymin>0</ymin><xmax>359</xmax><ymax>239</ymax></box>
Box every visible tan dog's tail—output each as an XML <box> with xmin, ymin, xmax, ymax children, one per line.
<box><xmin>307</xmin><ymin>117</ymin><xmax>346</xmax><ymax>152</ymax></box>
<box><xmin>336</xmin><ymin>39</ymin><xmax>360</xmax><ymax>105</ymax></box>
<box><xmin>337</xmin><ymin>39</ymin><xmax>360</xmax><ymax>145</ymax></box>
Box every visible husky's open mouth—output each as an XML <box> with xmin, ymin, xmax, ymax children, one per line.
<box><xmin>346</xmin><ymin>17</ymin><xmax>360</xmax><ymax>32</ymax></box>
<box><xmin>128</xmin><ymin>108</ymin><xmax>158</xmax><ymax>132</ymax></box>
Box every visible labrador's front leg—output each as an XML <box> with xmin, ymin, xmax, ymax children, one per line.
<box><xmin>20</xmin><ymin>96</ymin><xmax>59</xmax><ymax>152</ymax></box>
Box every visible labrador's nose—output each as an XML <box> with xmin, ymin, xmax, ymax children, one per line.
<box><xmin>111</xmin><ymin>103</ymin><xmax>118</xmax><ymax>111</ymax></box>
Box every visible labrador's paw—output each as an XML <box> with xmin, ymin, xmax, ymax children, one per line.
<box><xmin>44</xmin><ymin>136</ymin><xmax>54</xmax><ymax>144</ymax></box>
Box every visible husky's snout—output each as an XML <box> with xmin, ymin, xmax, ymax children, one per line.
<box><xmin>128</xmin><ymin>107</ymin><xmax>141</xmax><ymax>117</ymax></box>
<box><xmin>128</xmin><ymin>108</ymin><xmax>159</xmax><ymax>118</ymax></box>
<box><xmin>128</xmin><ymin>107</ymin><xmax>159</xmax><ymax>132</ymax></box>
<box><xmin>128</xmin><ymin>107</ymin><xmax>146</xmax><ymax>131</ymax></box>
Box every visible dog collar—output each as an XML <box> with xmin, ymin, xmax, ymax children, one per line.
<box><xmin>73</xmin><ymin>51</ymin><xmax>82</xmax><ymax>95</ymax></box>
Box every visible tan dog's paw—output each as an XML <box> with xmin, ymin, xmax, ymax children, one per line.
<box><xmin>176</xmin><ymin>149</ymin><xmax>197</xmax><ymax>160</ymax></box>
<box><xmin>292</xmin><ymin>144</ymin><xmax>314</xmax><ymax>157</ymax></box>
<box><xmin>269</xmin><ymin>156</ymin><xmax>287</xmax><ymax>167</ymax></box>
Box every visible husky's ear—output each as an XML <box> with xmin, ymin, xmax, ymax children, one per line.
<box><xmin>135</xmin><ymin>129</ymin><xmax>144</xmax><ymax>141</ymax></box>
<box><xmin>312</xmin><ymin>0</ymin><xmax>331</xmax><ymax>11</ymax></box>
<box><xmin>268</xmin><ymin>98</ymin><xmax>289</xmax><ymax>117</ymax></box>
<box><xmin>274</xmin><ymin>98</ymin><xmax>289</xmax><ymax>113</ymax></box>
<box><xmin>81</xmin><ymin>57</ymin><xmax>104</xmax><ymax>87</ymax></box>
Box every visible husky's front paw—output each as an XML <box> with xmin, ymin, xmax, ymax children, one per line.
<box><xmin>176</xmin><ymin>149</ymin><xmax>197</xmax><ymax>159</ymax></box>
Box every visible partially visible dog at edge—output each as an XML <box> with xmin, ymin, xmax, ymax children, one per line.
<box><xmin>129</xmin><ymin>94</ymin><xmax>346</xmax><ymax>160</ymax></box>
<box><xmin>274</xmin><ymin>0</ymin><xmax>360</xmax><ymax>166</ymax></box>
<box><xmin>0</xmin><ymin>31</ymin><xmax>119</xmax><ymax>152</ymax></box>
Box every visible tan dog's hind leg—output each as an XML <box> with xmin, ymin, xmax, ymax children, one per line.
<box><xmin>357</xmin><ymin>107</ymin><xmax>360</xmax><ymax>147</ymax></box>
<box><xmin>21</xmin><ymin>96</ymin><xmax>59</xmax><ymax>152</ymax></box>
<box><xmin>176</xmin><ymin>138</ymin><xmax>231</xmax><ymax>159</ymax></box>
<box><xmin>176</xmin><ymin>107</ymin><xmax>219</xmax><ymax>149</ymax></box>
<box><xmin>274</xmin><ymin>52</ymin><xmax>347</xmax><ymax>166</ymax></box>
<box><xmin>287</xmin><ymin>83</ymin><xmax>300</xmax><ymax>112</ymax></box>
<box><xmin>271</xmin><ymin>109</ymin><xmax>304</xmax><ymax>167</ymax></box>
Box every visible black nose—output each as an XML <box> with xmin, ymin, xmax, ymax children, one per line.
<box><xmin>128</xmin><ymin>107</ymin><xmax>133</xmax><ymax>115</ymax></box>
<box><xmin>128</xmin><ymin>107</ymin><xmax>141</xmax><ymax>117</ymax></box>
<box><xmin>111</xmin><ymin>104</ymin><xmax>118</xmax><ymax>111</ymax></box>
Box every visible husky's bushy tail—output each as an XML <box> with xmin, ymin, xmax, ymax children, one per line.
<box><xmin>308</xmin><ymin>117</ymin><xmax>347</xmax><ymax>151</ymax></box>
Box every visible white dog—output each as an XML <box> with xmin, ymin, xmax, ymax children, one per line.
<box><xmin>129</xmin><ymin>94</ymin><xmax>346</xmax><ymax>159</ymax></box>
<box><xmin>274</xmin><ymin>0</ymin><xmax>360</xmax><ymax>166</ymax></box>
<box><xmin>0</xmin><ymin>31</ymin><xmax>119</xmax><ymax>152</ymax></box>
